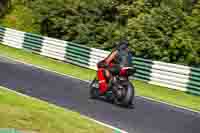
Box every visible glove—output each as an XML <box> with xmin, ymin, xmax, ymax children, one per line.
<box><xmin>97</xmin><ymin>60</ymin><xmax>109</xmax><ymax>68</ymax></box>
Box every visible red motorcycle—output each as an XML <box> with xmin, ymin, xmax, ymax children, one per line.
<box><xmin>89</xmin><ymin>64</ymin><xmax>135</xmax><ymax>108</ymax></box>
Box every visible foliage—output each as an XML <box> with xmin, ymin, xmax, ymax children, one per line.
<box><xmin>1</xmin><ymin>0</ymin><xmax>200</xmax><ymax>67</ymax></box>
<box><xmin>0</xmin><ymin>0</ymin><xmax>40</xmax><ymax>33</ymax></box>
<box><xmin>127</xmin><ymin>0</ymin><xmax>200</xmax><ymax>67</ymax></box>
<box><xmin>0</xmin><ymin>0</ymin><xmax>11</xmax><ymax>17</ymax></box>
<box><xmin>29</xmin><ymin>0</ymin><xmax>128</xmax><ymax>49</ymax></box>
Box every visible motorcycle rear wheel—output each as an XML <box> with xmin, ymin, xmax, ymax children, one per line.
<box><xmin>89</xmin><ymin>78</ymin><xmax>99</xmax><ymax>99</ymax></box>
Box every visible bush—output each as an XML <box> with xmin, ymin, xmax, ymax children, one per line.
<box><xmin>0</xmin><ymin>0</ymin><xmax>11</xmax><ymax>17</ymax></box>
<box><xmin>0</xmin><ymin>0</ymin><xmax>40</xmax><ymax>33</ymax></box>
<box><xmin>1</xmin><ymin>0</ymin><xmax>200</xmax><ymax>67</ymax></box>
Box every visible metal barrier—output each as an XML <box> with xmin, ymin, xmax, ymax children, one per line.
<box><xmin>0</xmin><ymin>26</ymin><xmax>199</xmax><ymax>95</ymax></box>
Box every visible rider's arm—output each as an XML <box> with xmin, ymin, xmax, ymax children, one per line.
<box><xmin>105</xmin><ymin>50</ymin><xmax>118</xmax><ymax>64</ymax></box>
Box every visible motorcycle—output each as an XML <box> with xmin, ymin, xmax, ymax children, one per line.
<box><xmin>89</xmin><ymin>66</ymin><xmax>135</xmax><ymax>108</ymax></box>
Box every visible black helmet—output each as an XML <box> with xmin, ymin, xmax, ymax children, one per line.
<box><xmin>117</xmin><ymin>39</ymin><xmax>129</xmax><ymax>50</ymax></box>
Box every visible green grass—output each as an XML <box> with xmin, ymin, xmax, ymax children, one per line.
<box><xmin>134</xmin><ymin>80</ymin><xmax>200</xmax><ymax>111</ymax></box>
<box><xmin>0</xmin><ymin>44</ymin><xmax>200</xmax><ymax>112</ymax></box>
<box><xmin>0</xmin><ymin>87</ymin><xmax>111</xmax><ymax>133</ymax></box>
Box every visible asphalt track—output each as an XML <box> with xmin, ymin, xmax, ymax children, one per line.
<box><xmin>0</xmin><ymin>57</ymin><xmax>200</xmax><ymax>133</ymax></box>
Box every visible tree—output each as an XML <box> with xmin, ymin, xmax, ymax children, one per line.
<box><xmin>0</xmin><ymin>0</ymin><xmax>11</xmax><ymax>17</ymax></box>
<box><xmin>27</xmin><ymin>0</ymin><xmax>200</xmax><ymax>67</ymax></box>
<box><xmin>31</xmin><ymin>0</ymin><xmax>127</xmax><ymax>48</ymax></box>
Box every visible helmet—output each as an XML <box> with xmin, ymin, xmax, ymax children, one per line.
<box><xmin>117</xmin><ymin>39</ymin><xmax>129</xmax><ymax>50</ymax></box>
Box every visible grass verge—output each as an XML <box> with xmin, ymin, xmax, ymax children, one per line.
<box><xmin>0</xmin><ymin>86</ymin><xmax>111</xmax><ymax>133</ymax></box>
<box><xmin>0</xmin><ymin>44</ymin><xmax>200</xmax><ymax>112</ymax></box>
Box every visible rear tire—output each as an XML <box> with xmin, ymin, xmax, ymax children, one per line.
<box><xmin>89</xmin><ymin>78</ymin><xmax>99</xmax><ymax>99</ymax></box>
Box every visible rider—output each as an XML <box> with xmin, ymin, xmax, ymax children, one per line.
<box><xmin>97</xmin><ymin>39</ymin><xmax>133</xmax><ymax>96</ymax></box>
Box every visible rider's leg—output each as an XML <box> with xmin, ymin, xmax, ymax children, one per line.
<box><xmin>104</xmin><ymin>69</ymin><xmax>113</xmax><ymax>90</ymax></box>
<box><xmin>97</xmin><ymin>65</ymin><xmax>119</xmax><ymax>95</ymax></box>
<box><xmin>104</xmin><ymin>69</ymin><xmax>111</xmax><ymax>81</ymax></box>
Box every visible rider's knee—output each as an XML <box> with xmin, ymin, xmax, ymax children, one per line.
<box><xmin>103</xmin><ymin>69</ymin><xmax>110</xmax><ymax>81</ymax></box>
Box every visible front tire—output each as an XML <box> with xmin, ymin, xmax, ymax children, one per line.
<box><xmin>123</xmin><ymin>82</ymin><xmax>135</xmax><ymax>107</ymax></box>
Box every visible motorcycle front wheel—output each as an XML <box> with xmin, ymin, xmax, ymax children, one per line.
<box><xmin>123</xmin><ymin>81</ymin><xmax>135</xmax><ymax>107</ymax></box>
<box><xmin>114</xmin><ymin>81</ymin><xmax>135</xmax><ymax>107</ymax></box>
